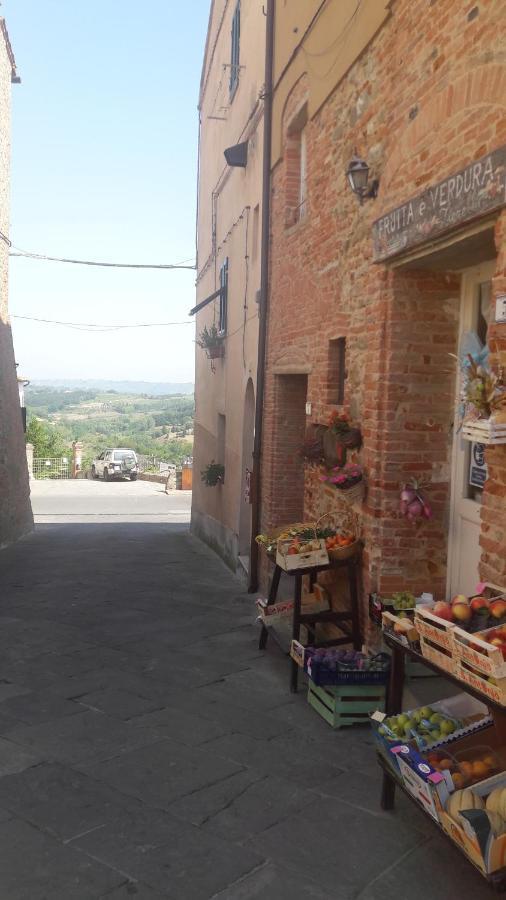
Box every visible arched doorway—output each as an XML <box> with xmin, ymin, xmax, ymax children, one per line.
<box><xmin>238</xmin><ymin>379</ymin><xmax>255</xmax><ymax>564</ymax></box>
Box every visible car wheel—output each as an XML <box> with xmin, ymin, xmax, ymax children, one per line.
<box><xmin>130</xmin><ymin>474</ymin><xmax>137</xmax><ymax>481</ymax></box>
<box><xmin>104</xmin><ymin>468</ymin><xmax>109</xmax><ymax>482</ymax></box>
<box><xmin>91</xmin><ymin>466</ymin><xmax>98</xmax><ymax>480</ymax></box>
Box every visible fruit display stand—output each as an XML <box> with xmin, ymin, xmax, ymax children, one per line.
<box><xmin>258</xmin><ymin>550</ymin><xmax>362</xmax><ymax>693</ymax></box>
<box><xmin>379</xmin><ymin>630</ymin><xmax>506</xmax><ymax>889</ymax></box>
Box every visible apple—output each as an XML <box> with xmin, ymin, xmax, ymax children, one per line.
<box><xmin>490</xmin><ymin>599</ymin><xmax>506</xmax><ymax>620</ymax></box>
<box><xmin>433</xmin><ymin>601</ymin><xmax>452</xmax><ymax>621</ymax></box>
<box><xmin>490</xmin><ymin>637</ymin><xmax>503</xmax><ymax>647</ymax></box>
<box><xmin>451</xmin><ymin>594</ymin><xmax>469</xmax><ymax>606</ymax></box>
<box><xmin>470</xmin><ymin>596</ymin><xmax>489</xmax><ymax>613</ymax></box>
<box><xmin>452</xmin><ymin>601</ymin><xmax>472</xmax><ymax>624</ymax></box>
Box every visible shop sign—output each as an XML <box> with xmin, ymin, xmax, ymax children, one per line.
<box><xmin>469</xmin><ymin>442</ymin><xmax>488</xmax><ymax>489</ymax></box>
<box><xmin>372</xmin><ymin>144</ymin><xmax>506</xmax><ymax>262</ymax></box>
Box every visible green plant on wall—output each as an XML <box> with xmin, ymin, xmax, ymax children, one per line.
<box><xmin>201</xmin><ymin>460</ymin><xmax>225</xmax><ymax>486</ymax></box>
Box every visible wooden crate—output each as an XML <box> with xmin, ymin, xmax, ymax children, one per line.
<box><xmin>461</xmin><ymin>417</ymin><xmax>506</xmax><ymax>445</ymax></box>
<box><xmin>419</xmin><ymin>635</ymin><xmax>456</xmax><ymax>675</ymax></box>
<box><xmin>307</xmin><ymin>680</ymin><xmax>386</xmax><ymax>728</ymax></box>
<box><xmin>381</xmin><ymin>611</ymin><xmax>419</xmax><ymax>647</ymax></box>
<box><xmin>454</xmin><ymin>658</ymin><xmax>506</xmax><ymax>706</ymax></box>
<box><xmin>452</xmin><ymin>625</ymin><xmax>506</xmax><ymax>679</ymax></box>
<box><xmin>276</xmin><ymin>538</ymin><xmax>329</xmax><ymax>571</ymax></box>
<box><xmin>414</xmin><ymin>607</ymin><xmax>455</xmax><ymax>651</ymax></box>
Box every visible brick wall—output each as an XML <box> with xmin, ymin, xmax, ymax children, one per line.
<box><xmin>0</xmin><ymin>27</ymin><xmax>33</xmax><ymax>549</ymax></box>
<box><xmin>260</xmin><ymin>0</ymin><xmax>506</xmax><ymax>605</ymax></box>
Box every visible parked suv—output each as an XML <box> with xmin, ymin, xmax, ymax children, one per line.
<box><xmin>91</xmin><ymin>449</ymin><xmax>139</xmax><ymax>481</ymax></box>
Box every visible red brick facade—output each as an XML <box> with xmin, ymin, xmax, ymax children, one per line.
<box><xmin>260</xmin><ymin>0</ymin><xmax>506</xmax><ymax>614</ymax></box>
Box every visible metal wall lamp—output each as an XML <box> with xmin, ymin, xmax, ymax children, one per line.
<box><xmin>346</xmin><ymin>154</ymin><xmax>379</xmax><ymax>204</ymax></box>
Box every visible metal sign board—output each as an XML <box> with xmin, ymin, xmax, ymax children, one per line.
<box><xmin>372</xmin><ymin>144</ymin><xmax>506</xmax><ymax>262</ymax></box>
<box><xmin>469</xmin><ymin>442</ymin><xmax>488</xmax><ymax>489</ymax></box>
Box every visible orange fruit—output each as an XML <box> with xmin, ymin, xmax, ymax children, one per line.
<box><xmin>471</xmin><ymin>760</ymin><xmax>490</xmax><ymax>779</ymax></box>
<box><xmin>438</xmin><ymin>759</ymin><xmax>453</xmax><ymax>771</ymax></box>
<box><xmin>459</xmin><ymin>761</ymin><xmax>473</xmax><ymax>777</ymax></box>
<box><xmin>452</xmin><ymin>772</ymin><xmax>465</xmax><ymax>789</ymax></box>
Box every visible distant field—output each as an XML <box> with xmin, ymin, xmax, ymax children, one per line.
<box><xmin>26</xmin><ymin>385</ymin><xmax>195</xmax><ymax>467</ymax></box>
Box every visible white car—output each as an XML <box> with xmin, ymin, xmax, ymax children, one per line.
<box><xmin>91</xmin><ymin>448</ymin><xmax>139</xmax><ymax>482</ymax></box>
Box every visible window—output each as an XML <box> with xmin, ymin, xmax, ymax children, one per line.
<box><xmin>284</xmin><ymin>106</ymin><xmax>308</xmax><ymax>227</ymax></box>
<box><xmin>219</xmin><ymin>258</ymin><xmax>229</xmax><ymax>334</ymax></box>
<box><xmin>327</xmin><ymin>338</ymin><xmax>346</xmax><ymax>405</ymax></box>
<box><xmin>299</xmin><ymin>128</ymin><xmax>307</xmax><ymax>220</ymax></box>
<box><xmin>229</xmin><ymin>1</ymin><xmax>241</xmax><ymax>98</ymax></box>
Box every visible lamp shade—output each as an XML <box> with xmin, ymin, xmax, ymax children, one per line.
<box><xmin>346</xmin><ymin>156</ymin><xmax>369</xmax><ymax>195</ymax></box>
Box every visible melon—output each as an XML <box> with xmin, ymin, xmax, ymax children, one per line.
<box><xmin>447</xmin><ymin>788</ymin><xmax>484</xmax><ymax>822</ymax></box>
<box><xmin>486</xmin><ymin>811</ymin><xmax>506</xmax><ymax>836</ymax></box>
<box><xmin>486</xmin><ymin>787</ymin><xmax>506</xmax><ymax>819</ymax></box>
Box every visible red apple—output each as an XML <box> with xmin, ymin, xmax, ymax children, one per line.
<box><xmin>433</xmin><ymin>601</ymin><xmax>452</xmax><ymax>621</ymax></box>
<box><xmin>470</xmin><ymin>596</ymin><xmax>489</xmax><ymax>613</ymax></box>
<box><xmin>490</xmin><ymin>599</ymin><xmax>506</xmax><ymax>620</ymax></box>
<box><xmin>452</xmin><ymin>601</ymin><xmax>472</xmax><ymax>624</ymax></box>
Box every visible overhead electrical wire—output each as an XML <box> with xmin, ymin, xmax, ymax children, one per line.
<box><xmin>8</xmin><ymin>245</ymin><xmax>196</xmax><ymax>270</ymax></box>
<box><xmin>12</xmin><ymin>314</ymin><xmax>194</xmax><ymax>332</ymax></box>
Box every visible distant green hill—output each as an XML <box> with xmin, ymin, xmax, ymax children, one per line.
<box><xmin>34</xmin><ymin>379</ymin><xmax>194</xmax><ymax>396</ymax></box>
<box><xmin>25</xmin><ymin>385</ymin><xmax>194</xmax><ymax>468</ymax></box>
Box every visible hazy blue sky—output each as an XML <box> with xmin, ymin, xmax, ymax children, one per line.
<box><xmin>6</xmin><ymin>0</ymin><xmax>210</xmax><ymax>382</ymax></box>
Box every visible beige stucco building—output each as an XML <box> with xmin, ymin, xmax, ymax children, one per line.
<box><xmin>191</xmin><ymin>0</ymin><xmax>265</xmax><ymax>573</ymax></box>
<box><xmin>0</xmin><ymin>20</ymin><xmax>33</xmax><ymax>548</ymax></box>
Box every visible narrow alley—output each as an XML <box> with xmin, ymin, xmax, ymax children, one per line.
<box><xmin>0</xmin><ymin>487</ymin><xmax>498</xmax><ymax>898</ymax></box>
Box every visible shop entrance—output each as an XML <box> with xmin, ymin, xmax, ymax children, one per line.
<box><xmin>448</xmin><ymin>261</ymin><xmax>495</xmax><ymax>597</ymax></box>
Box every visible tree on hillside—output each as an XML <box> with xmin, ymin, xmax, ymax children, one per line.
<box><xmin>25</xmin><ymin>417</ymin><xmax>69</xmax><ymax>458</ymax></box>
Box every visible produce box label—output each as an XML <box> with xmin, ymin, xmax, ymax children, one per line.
<box><xmin>395</xmin><ymin>749</ymin><xmax>449</xmax><ymax>822</ymax></box>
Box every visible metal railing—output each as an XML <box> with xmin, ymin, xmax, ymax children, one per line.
<box><xmin>33</xmin><ymin>457</ymin><xmax>71</xmax><ymax>479</ymax></box>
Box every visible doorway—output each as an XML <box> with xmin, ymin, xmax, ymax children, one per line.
<box><xmin>448</xmin><ymin>261</ymin><xmax>495</xmax><ymax>597</ymax></box>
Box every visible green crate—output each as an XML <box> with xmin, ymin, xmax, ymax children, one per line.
<box><xmin>307</xmin><ymin>679</ymin><xmax>386</xmax><ymax>729</ymax></box>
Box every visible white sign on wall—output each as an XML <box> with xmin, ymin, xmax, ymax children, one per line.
<box><xmin>495</xmin><ymin>294</ymin><xmax>506</xmax><ymax>324</ymax></box>
<box><xmin>469</xmin><ymin>442</ymin><xmax>488</xmax><ymax>489</ymax></box>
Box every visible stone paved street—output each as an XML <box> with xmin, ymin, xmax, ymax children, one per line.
<box><xmin>0</xmin><ymin>509</ymin><xmax>499</xmax><ymax>897</ymax></box>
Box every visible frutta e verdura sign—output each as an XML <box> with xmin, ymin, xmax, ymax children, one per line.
<box><xmin>372</xmin><ymin>144</ymin><xmax>506</xmax><ymax>261</ymax></box>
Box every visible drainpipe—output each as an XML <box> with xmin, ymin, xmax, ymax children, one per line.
<box><xmin>248</xmin><ymin>0</ymin><xmax>275</xmax><ymax>593</ymax></box>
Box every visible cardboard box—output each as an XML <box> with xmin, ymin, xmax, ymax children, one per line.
<box><xmin>391</xmin><ymin>744</ymin><xmax>451</xmax><ymax>821</ymax></box>
<box><xmin>439</xmin><ymin>771</ymin><xmax>506</xmax><ymax>874</ymax></box>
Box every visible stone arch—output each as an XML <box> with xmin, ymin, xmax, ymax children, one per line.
<box><xmin>382</xmin><ymin>65</ymin><xmax>506</xmax><ymax>196</ymax></box>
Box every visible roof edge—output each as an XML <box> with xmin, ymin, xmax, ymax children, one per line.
<box><xmin>0</xmin><ymin>19</ymin><xmax>20</xmax><ymax>83</ymax></box>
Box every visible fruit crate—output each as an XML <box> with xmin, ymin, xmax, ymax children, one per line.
<box><xmin>414</xmin><ymin>607</ymin><xmax>456</xmax><ymax>652</ymax></box>
<box><xmin>307</xmin><ymin>653</ymin><xmax>390</xmax><ymax>687</ymax></box>
<box><xmin>381</xmin><ymin>611</ymin><xmax>419</xmax><ymax>648</ymax></box>
<box><xmin>419</xmin><ymin>635</ymin><xmax>456</xmax><ymax>675</ymax></box>
<box><xmin>276</xmin><ymin>538</ymin><xmax>328</xmax><ymax>571</ymax></box>
<box><xmin>452</xmin><ymin>625</ymin><xmax>506</xmax><ymax>679</ymax></box>
<box><xmin>454</xmin><ymin>657</ymin><xmax>506</xmax><ymax>706</ymax></box>
<box><xmin>307</xmin><ymin>680</ymin><xmax>386</xmax><ymax>729</ymax></box>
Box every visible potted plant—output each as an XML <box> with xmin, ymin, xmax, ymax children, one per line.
<box><xmin>320</xmin><ymin>463</ymin><xmax>364</xmax><ymax>502</ymax></box>
<box><xmin>299</xmin><ymin>425</ymin><xmax>325</xmax><ymax>463</ymax></box>
<box><xmin>197</xmin><ymin>324</ymin><xmax>224</xmax><ymax>360</ymax></box>
<box><xmin>201</xmin><ymin>460</ymin><xmax>225</xmax><ymax>486</ymax></box>
<box><xmin>323</xmin><ymin>411</ymin><xmax>362</xmax><ymax>465</ymax></box>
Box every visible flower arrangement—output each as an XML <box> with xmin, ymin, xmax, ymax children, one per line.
<box><xmin>326</xmin><ymin>411</ymin><xmax>362</xmax><ymax>453</ymax></box>
<box><xmin>196</xmin><ymin>324</ymin><xmax>224</xmax><ymax>359</ymax></box>
<box><xmin>463</xmin><ymin>356</ymin><xmax>506</xmax><ymax>421</ymax></box>
<box><xmin>320</xmin><ymin>463</ymin><xmax>363</xmax><ymax>490</ymax></box>
<box><xmin>201</xmin><ymin>461</ymin><xmax>225</xmax><ymax>486</ymax></box>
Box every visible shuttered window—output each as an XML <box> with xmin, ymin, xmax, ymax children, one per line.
<box><xmin>229</xmin><ymin>2</ymin><xmax>241</xmax><ymax>98</ymax></box>
<box><xmin>219</xmin><ymin>258</ymin><xmax>229</xmax><ymax>334</ymax></box>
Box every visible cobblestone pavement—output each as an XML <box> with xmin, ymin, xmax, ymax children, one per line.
<box><xmin>0</xmin><ymin>521</ymin><xmax>497</xmax><ymax>898</ymax></box>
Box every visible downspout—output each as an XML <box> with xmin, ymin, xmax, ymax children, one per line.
<box><xmin>248</xmin><ymin>0</ymin><xmax>274</xmax><ymax>592</ymax></box>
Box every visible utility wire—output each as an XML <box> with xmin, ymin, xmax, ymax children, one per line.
<box><xmin>7</xmin><ymin>243</ymin><xmax>196</xmax><ymax>270</ymax></box>
<box><xmin>12</xmin><ymin>314</ymin><xmax>194</xmax><ymax>331</ymax></box>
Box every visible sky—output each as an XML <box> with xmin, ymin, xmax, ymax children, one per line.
<box><xmin>6</xmin><ymin>0</ymin><xmax>210</xmax><ymax>383</ymax></box>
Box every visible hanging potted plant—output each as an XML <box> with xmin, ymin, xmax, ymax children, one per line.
<box><xmin>201</xmin><ymin>460</ymin><xmax>225</xmax><ymax>486</ymax></box>
<box><xmin>323</xmin><ymin>411</ymin><xmax>362</xmax><ymax>465</ymax></box>
<box><xmin>197</xmin><ymin>324</ymin><xmax>224</xmax><ymax>360</ymax></box>
<box><xmin>320</xmin><ymin>463</ymin><xmax>365</xmax><ymax>503</ymax></box>
<box><xmin>299</xmin><ymin>425</ymin><xmax>325</xmax><ymax>464</ymax></box>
